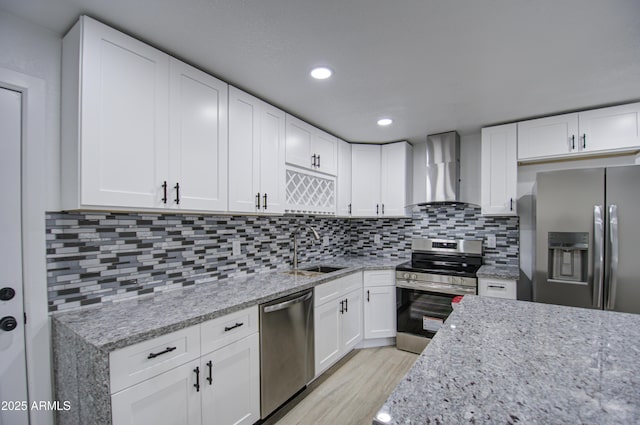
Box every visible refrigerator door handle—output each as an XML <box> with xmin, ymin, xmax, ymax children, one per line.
<box><xmin>607</xmin><ymin>205</ymin><xmax>619</xmax><ymax>310</ymax></box>
<box><xmin>592</xmin><ymin>205</ymin><xmax>604</xmax><ymax>309</ymax></box>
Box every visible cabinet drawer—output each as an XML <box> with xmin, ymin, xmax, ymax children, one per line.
<box><xmin>110</xmin><ymin>325</ymin><xmax>200</xmax><ymax>394</ymax></box>
<box><xmin>201</xmin><ymin>306</ymin><xmax>258</xmax><ymax>355</ymax></box>
<box><xmin>363</xmin><ymin>269</ymin><xmax>395</xmax><ymax>287</ymax></box>
<box><xmin>314</xmin><ymin>272</ymin><xmax>362</xmax><ymax>306</ymax></box>
<box><xmin>478</xmin><ymin>278</ymin><xmax>517</xmax><ymax>300</ymax></box>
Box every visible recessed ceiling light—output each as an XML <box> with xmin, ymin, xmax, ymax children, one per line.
<box><xmin>377</xmin><ymin>118</ymin><xmax>393</xmax><ymax>126</ymax></box>
<box><xmin>310</xmin><ymin>67</ymin><xmax>333</xmax><ymax>80</ymax></box>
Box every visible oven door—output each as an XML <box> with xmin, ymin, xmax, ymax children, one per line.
<box><xmin>396</xmin><ymin>286</ymin><xmax>455</xmax><ymax>340</ymax></box>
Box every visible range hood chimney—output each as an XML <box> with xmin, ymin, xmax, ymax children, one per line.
<box><xmin>413</xmin><ymin>131</ymin><xmax>461</xmax><ymax>205</ymax></box>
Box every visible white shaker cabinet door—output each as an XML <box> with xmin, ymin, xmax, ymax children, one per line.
<box><xmin>314</xmin><ymin>299</ymin><xmax>342</xmax><ymax>376</ymax></box>
<box><xmin>380</xmin><ymin>141</ymin><xmax>411</xmax><ymax>217</ymax></box>
<box><xmin>169</xmin><ymin>59</ymin><xmax>228</xmax><ymax>212</ymax></box>
<box><xmin>111</xmin><ymin>359</ymin><xmax>202</xmax><ymax>425</ymax></box>
<box><xmin>578</xmin><ymin>103</ymin><xmax>640</xmax><ymax>154</ymax></box>
<box><xmin>481</xmin><ymin>123</ymin><xmax>518</xmax><ymax>216</ymax></box>
<box><xmin>351</xmin><ymin>144</ymin><xmax>381</xmax><ymax>217</ymax></box>
<box><xmin>342</xmin><ymin>288</ymin><xmax>363</xmax><ymax>351</ymax></box>
<box><xmin>257</xmin><ymin>102</ymin><xmax>286</xmax><ymax>213</ymax></box>
<box><xmin>336</xmin><ymin>140</ymin><xmax>352</xmax><ymax>216</ymax></box>
<box><xmin>517</xmin><ymin>113</ymin><xmax>579</xmax><ymax>161</ymax></box>
<box><xmin>364</xmin><ymin>286</ymin><xmax>397</xmax><ymax>339</ymax></box>
<box><xmin>78</xmin><ymin>16</ymin><xmax>170</xmax><ymax>209</ymax></box>
<box><xmin>201</xmin><ymin>333</ymin><xmax>260</xmax><ymax>425</ymax></box>
<box><xmin>228</xmin><ymin>87</ymin><xmax>260</xmax><ymax>213</ymax></box>
<box><xmin>313</xmin><ymin>129</ymin><xmax>338</xmax><ymax>175</ymax></box>
<box><xmin>285</xmin><ymin>114</ymin><xmax>314</xmax><ymax>170</ymax></box>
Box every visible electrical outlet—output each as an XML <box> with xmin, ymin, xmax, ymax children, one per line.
<box><xmin>232</xmin><ymin>240</ymin><xmax>241</xmax><ymax>256</ymax></box>
<box><xmin>486</xmin><ymin>234</ymin><xmax>496</xmax><ymax>249</ymax></box>
<box><xmin>374</xmin><ymin>234</ymin><xmax>382</xmax><ymax>245</ymax></box>
<box><xmin>323</xmin><ymin>235</ymin><xmax>330</xmax><ymax>246</ymax></box>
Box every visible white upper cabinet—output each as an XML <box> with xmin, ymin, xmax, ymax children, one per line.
<box><xmin>481</xmin><ymin>123</ymin><xmax>517</xmax><ymax>216</ymax></box>
<box><xmin>518</xmin><ymin>102</ymin><xmax>640</xmax><ymax>162</ymax></box>
<box><xmin>336</xmin><ymin>140</ymin><xmax>352</xmax><ymax>217</ymax></box>
<box><xmin>62</xmin><ymin>16</ymin><xmax>170</xmax><ymax>210</ymax></box>
<box><xmin>228</xmin><ymin>87</ymin><xmax>285</xmax><ymax>213</ymax></box>
<box><xmin>169</xmin><ymin>59</ymin><xmax>228</xmax><ymax>212</ymax></box>
<box><xmin>62</xmin><ymin>16</ymin><xmax>228</xmax><ymax>213</ymax></box>
<box><xmin>351</xmin><ymin>142</ymin><xmax>412</xmax><ymax>217</ymax></box>
<box><xmin>285</xmin><ymin>114</ymin><xmax>337</xmax><ymax>175</ymax></box>
<box><xmin>517</xmin><ymin>113</ymin><xmax>579</xmax><ymax>161</ymax></box>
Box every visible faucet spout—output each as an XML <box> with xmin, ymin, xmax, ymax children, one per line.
<box><xmin>293</xmin><ymin>225</ymin><xmax>320</xmax><ymax>270</ymax></box>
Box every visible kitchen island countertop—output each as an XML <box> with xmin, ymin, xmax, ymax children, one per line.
<box><xmin>374</xmin><ymin>296</ymin><xmax>640</xmax><ymax>424</ymax></box>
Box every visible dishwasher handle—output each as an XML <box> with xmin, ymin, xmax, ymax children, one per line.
<box><xmin>263</xmin><ymin>291</ymin><xmax>312</xmax><ymax>313</ymax></box>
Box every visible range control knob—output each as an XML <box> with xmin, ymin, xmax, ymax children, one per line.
<box><xmin>403</xmin><ymin>273</ymin><xmax>410</xmax><ymax>279</ymax></box>
<box><xmin>411</xmin><ymin>274</ymin><xmax>418</xmax><ymax>280</ymax></box>
<box><xmin>0</xmin><ymin>287</ymin><xmax>16</xmax><ymax>301</ymax></box>
<box><xmin>1</xmin><ymin>316</ymin><xmax>18</xmax><ymax>332</ymax></box>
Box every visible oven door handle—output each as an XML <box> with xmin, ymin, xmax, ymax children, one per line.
<box><xmin>396</xmin><ymin>280</ymin><xmax>476</xmax><ymax>295</ymax></box>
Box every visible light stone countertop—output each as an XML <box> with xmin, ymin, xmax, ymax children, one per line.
<box><xmin>477</xmin><ymin>264</ymin><xmax>520</xmax><ymax>280</ymax></box>
<box><xmin>374</xmin><ymin>296</ymin><xmax>640</xmax><ymax>425</ymax></box>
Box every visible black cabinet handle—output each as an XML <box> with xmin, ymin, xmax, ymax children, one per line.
<box><xmin>162</xmin><ymin>181</ymin><xmax>168</xmax><ymax>204</ymax></box>
<box><xmin>339</xmin><ymin>300</ymin><xmax>344</xmax><ymax>314</ymax></box>
<box><xmin>312</xmin><ymin>154</ymin><xmax>317</xmax><ymax>167</ymax></box>
<box><xmin>317</xmin><ymin>154</ymin><xmax>320</xmax><ymax>168</ymax></box>
<box><xmin>193</xmin><ymin>366</ymin><xmax>200</xmax><ymax>392</ymax></box>
<box><xmin>367</xmin><ymin>290</ymin><xmax>370</xmax><ymax>302</ymax></box>
<box><xmin>224</xmin><ymin>322</ymin><xmax>244</xmax><ymax>332</ymax></box>
<box><xmin>348</xmin><ymin>204</ymin><xmax>352</xmax><ymax>215</ymax></box>
<box><xmin>582</xmin><ymin>134</ymin><xmax>586</xmax><ymax>149</ymax></box>
<box><xmin>206</xmin><ymin>360</ymin><xmax>213</xmax><ymax>385</ymax></box>
<box><xmin>376</xmin><ymin>204</ymin><xmax>379</xmax><ymax>215</ymax></box>
<box><xmin>256</xmin><ymin>192</ymin><xmax>261</xmax><ymax>209</ymax></box>
<box><xmin>174</xmin><ymin>182</ymin><xmax>180</xmax><ymax>205</ymax></box>
<box><xmin>382</xmin><ymin>204</ymin><xmax>385</xmax><ymax>215</ymax></box>
<box><xmin>147</xmin><ymin>346</ymin><xmax>177</xmax><ymax>359</ymax></box>
<box><xmin>344</xmin><ymin>298</ymin><xmax>348</xmax><ymax>312</ymax></box>
<box><xmin>263</xmin><ymin>193</ymin><xmax>268</xmax><ymax>210</ymax></box>
<box><xmin>571</xmin><ymin>135</ymin><xmax>575</xmax><ymax>150</ymax></box>
<box><xmin>510</xmin><ymin>198</ymin><xmax>514</xmax><ymax>211</ymax></box>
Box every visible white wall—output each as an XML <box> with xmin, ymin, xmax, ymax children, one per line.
<box><xmin>0</xmin><ymin>9</ymin><xmax>62</xmax><ymax>210</ymax></box>
<box><xmin>517</xmin><ymin>154</ymin><xmax>637</xmax><ymax>300</ymax></box>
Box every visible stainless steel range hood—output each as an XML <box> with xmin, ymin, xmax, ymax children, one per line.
<box><xmin>413</xmin><ymin>131</ymin><xmax>462</xmax><ymax>205</ymax></box>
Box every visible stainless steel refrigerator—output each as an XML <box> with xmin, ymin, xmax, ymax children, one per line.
<box><xmin>534</xmin><ymin>165</ymin><xmax>640</xmax><ymax>314</ymax></box>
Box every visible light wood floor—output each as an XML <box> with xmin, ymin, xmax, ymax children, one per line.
<box><xmin>272</xmin><ymin>346</ymin><xmax>418</xmax><ymax>425</ymax></box>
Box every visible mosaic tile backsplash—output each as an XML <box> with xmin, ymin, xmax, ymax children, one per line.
<box><xmin>46</xmin><ymin>204</ymin><xmax>518</xmax><ymax>312</ymax></box>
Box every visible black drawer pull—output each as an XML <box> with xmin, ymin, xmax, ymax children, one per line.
<box><xmin>174</xmin><ymin>182</ymin><xmax>180</xmax><ymax>204</ymax></box>
<box><xmin>224</xmin><ymin>322</ymin><xmax>244</xmax><ymax>332</ymax></box>
<box><xmin>206</xmin><ymin>360</ymin><xmax>213</xmax><ymax>385</ymax></box>
<box><xmin>344</xmin><ymin>298</ymin><xmax>348</xmax><ymax>312</ymax></box>
<box><xmin>161</xmin><ymin>181</ymin><xmax>168</xmax><ymax>204</ymax></box>
<box><xmin>147</xmin><ymin>346</ymin><xmax>177</xmax><ymax>359</ymax></box>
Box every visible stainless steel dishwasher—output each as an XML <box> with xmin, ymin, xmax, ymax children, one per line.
<box><xmin>260</xmin><ymin>288</ymin><xmax>314</xmax><ymax>419</ymax></box>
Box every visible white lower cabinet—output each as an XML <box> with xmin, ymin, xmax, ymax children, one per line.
<box><xmin>111</xmin><ymin>359</ymin><xmax>202</xmax><ymax>425</ymax></box>
<box><xmin>110</xmin><ymin>307</ymin><xmax>259</xmax><ymax>425</ymax></box>
<box><xmin>314</xmin><ymin>273</ymin><xmax>363</xmax><ymax>376</ymax></box>
<box><xmin>363</xmin><ymin>270</ymin><xmax>396</xmax><ymax>339</ymax></box>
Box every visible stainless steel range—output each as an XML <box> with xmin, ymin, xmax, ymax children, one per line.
<box><xmin>396</xmin><ymin>238</ymin><xmax>482</xmax><ymax>353</ymax></box>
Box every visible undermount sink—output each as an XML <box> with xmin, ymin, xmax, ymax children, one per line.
<box><xmin>281</xmin><ymin>265</ymin><xmax>345</xmax><ymax>277</ymax></box>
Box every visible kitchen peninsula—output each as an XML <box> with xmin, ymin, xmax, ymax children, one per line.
<box><xmin>375</xmin><ymin>296</ymin><xmax>640</xmax><ymax>424</ymax></box>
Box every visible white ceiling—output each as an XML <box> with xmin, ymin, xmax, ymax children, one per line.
<box><xmin>2</xmin><ymin>0</ymin><xmax>640</xmax><ymax>144</ymax></box>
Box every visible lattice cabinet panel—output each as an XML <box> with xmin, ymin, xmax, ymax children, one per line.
<box><xmin>285</xmin><ymin>169</ymin><xmax>336</xmax><ymax>215</ymax></box>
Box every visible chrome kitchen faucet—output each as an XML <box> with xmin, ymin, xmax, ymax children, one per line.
<box><xmin>292</xmin><ymin>225</ymin><xmax>320</xmax><ymax>270</ymax></box>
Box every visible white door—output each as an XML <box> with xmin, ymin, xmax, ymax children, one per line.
<box><xmin>169</xmin><ymin>59</ymin><xmax>228</xmax><ymax>211</ymax></box>
<box><xmin>364</xmin><ymin>286</ymin><xmax>397</xmax><ymax>339</ymax></box>
<box><xmin>258</xmin><ymin>103</ymin><xmax>286</xmax><ymax>214</ymax></box>
<box><xmin>111</xmin><ymin>359</ymin><xmax>202</xmax><ymax>425</ymax></box>
<box><xmin>341</xmin><ymin>288</ymin><xmax>363</xmax><ymax>351</ymax></box>
<box><xmin>0</xmin><ymin>87</ymin><xmax>29</xmax><ymax>425</ymax></box>
<box><xmin>380</xmin><ymin>142</ymin><xmax>409</xmax><ymax>217</ymax></box>
<box><xmin>285</xmin><ymin>114</ymin><xmax>313</xmax><ymax>170</ymax></box>
<box><xmin>314</xmin><ymin>300</ymin><xmax>342</xmax><ymax>376</ymax></box>
<box><xmin>517</xmin><ymin>113</ymin><xmax>579</xmax><ymax>161</ymax></box>
<box><xmin>201</xmin><ymin>333</ymin><xmax>260</xmax><ymax>425</ymax></box>
<box><xmin>480</xmin><ymin>124</ymin><xmax>518</xmax><ymax>216</ymax></box>
<box><xmin>81</xmin><ymin>16</ymin><xmax>169</xmax><ymax>209</ymax></box>
<box><xmin>578</xmin><ymin>103</ymin><xmax>640</xmax><ymax>153</ymax></box>
<box><xmin>351</xmin><ymin>144</ymin><xmax>381</xmax><ymax>216</ymax></box>
<box><xmin>313</xmin><ymin>130</ymin><xmax>338</xmax><ymax>175</ymax></box>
